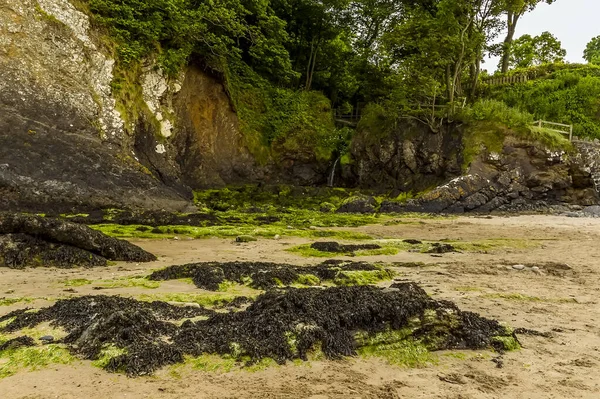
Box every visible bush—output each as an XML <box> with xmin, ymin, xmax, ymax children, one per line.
<box><xmin>460</xmin><ymin>100</ymin><xmax>533</xmax><ymax>130</ymax></box>
<box><xmin>226</xmin><ymin>62</ymin><xmax>340</xmax><ymax>163</ymax></box>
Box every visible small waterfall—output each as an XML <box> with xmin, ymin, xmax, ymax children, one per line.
<box><xmin>328</xmin><ymin>155</ymin><xmax>341</xmax><ymax>187</ymax></box>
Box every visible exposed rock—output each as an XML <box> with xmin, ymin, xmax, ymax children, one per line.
<box><xmin>336</xmin><ymin>196</ymin><xmax>376</xmax><ymax>214</ymax></box>
<box><xmin>424</xmin><ymin>243</ymin><xmax>456</xmax><ymax>254</ymax></box>
<box><xmin>0</xmin><ymin>214</ymin><xmax>156</xmax><ymax>268</ymax></box>
<box><xmin>380</xmin><ymin>138</ymin><xmax>599</xmax><ymax>214</ymax></box>
<box><xmin>0</xmin><ymin>0</ymin><xmax>192</xmax><ymax>212</ymax></box>
<box><xmin>349</xmin><ymin>120</ymin><xmax>463</xmax><ymax>191</ymax></box>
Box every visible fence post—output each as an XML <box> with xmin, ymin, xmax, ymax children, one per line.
<box><xmin>538</xmin><ymin>120</ymin><xmax>542</xmax><ymax>128</ymax></box>
<box><xmin>569</xmin><ymin>125</ymin><xmax>573</xmax><ymax>142</ymax></box>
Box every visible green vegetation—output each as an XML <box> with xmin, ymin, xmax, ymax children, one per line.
<box><xmin>333</xmin><ymin>269</ymin><xmax>395</xmax><ymax>286</ymax></box>
<box><xmin>63</xmin><ymin>279</ymin><xmax>93</xmax><ymax>287</ymax></box>
<box><xmin>486</xmin><ymin>65</ymin><xmax>600</xmax><ymax>139</ymax></box>
<box><xmin>137</xmin><ymin>284</ymin><xmax>262</xmax><ymax>308</ymax></box>
<box><xmin>0</xmin><ymin>345</ymin><xmax>74</xmax><ymax>379</ymax></box>
<box><xmin>92</xmin><ymin>222</ymin><xmax>373</xmax><ymax>241</ymax></box>
<box><xmin>355</xmin><ymin>329</ymin><xmax>437</xmax><ymax>368</ymax></box>
<box><xmin>288</xmin><ymin>238</ymin><xmax>537</xmax><ymax>258</ymax></box>
<box><xmin>0</xmin><ymin>297</ymin><xmax>35</xmax><ymax>307</ymax></box>
<box><xmin>295</xmin><ymin>274</ymin><xmax>321</xmax><ymax>286</ymax></box>
<box><xmin>492</xmin><ymin>335</ymin><xmax>521</xmax><ymax>352</ymax></box>
<box><xmin>78</xmin><ymin>0</ymin><xmax>574</xmax><ymax>170</ymax></box>
<box><xmin>98</xmin><ymin>277</ymin><xmax>160</xmax><ymax>289</ymax></box>
<box><xmin>92</xmin><ymin>345</ymin><xmax>128</xmax><ymax>368</ymax></box>
<box><xmin>460</xmin><ymin>99</ymin><xmax>573</xmax><ymax>167</ymax></box>
<box><xmin>506</xmin><ymin>32</ymin><xmax>566</xmax><ymax>70</ymax></box>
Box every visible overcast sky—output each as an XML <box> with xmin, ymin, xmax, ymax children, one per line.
<box><xmin>485</xmin><ymin>0</ymin><xmax>600</xmax><ymax>72</ymax></box>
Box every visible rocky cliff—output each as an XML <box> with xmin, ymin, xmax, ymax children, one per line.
<box><xmin>0</xmin><ymin>0</ymin><xmax>266</xmax><ymax>212</ymax></box>
<box><xmin>346</xmin><ymin>124</ymin><xmax>600</xmax><ymax>213</ymax></box>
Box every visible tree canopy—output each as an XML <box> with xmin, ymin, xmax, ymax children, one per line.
<box><xmin>584</xmin><ymin>35</ymin><xmax>600</xmax><ymax>65</ymax></box>
<box><xmin>506</xmin><ymin>32</ymin><xmax>566</xmax><ymax>69</ymax></box>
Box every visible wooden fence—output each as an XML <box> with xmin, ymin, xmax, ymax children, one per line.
<box><xmin>533</xmin><ymin>120</ymin><xmax>573</xmax><ymax>141</ymax></box>
<box><xmin>483</xmin><ymin>74</ymin><xmax>529</xmax><ymax>86</ymax></box>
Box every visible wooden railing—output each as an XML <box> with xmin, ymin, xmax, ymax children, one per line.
<box><xmin>533</xmin><ymin>120</ymin><xmax>573</xmax><ymax>141</ymax></box>
<box><xmin>483</xmin><ymin>74</ymin><xmax>529</xmax><ymax>86</ymax></box>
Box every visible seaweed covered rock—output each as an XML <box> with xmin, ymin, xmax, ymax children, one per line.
<box><xmin>0</xmin><ymin>214</ymin><xmax>156</xmax><ymax>268</ymax></box>
<box><xmin>0</xmin><ymin>285</ymin><xmax>521</xmax><ymax>376</ymax></box>
<box><xmin>310</xmin><ymin>241</ymin><xmax>381</xmax><ymax>253</ymax></box>
<box><xmin>336</xmin><ymin>195</ymin><xmax>377</xmax><ymax>214</ymax></box>
<box><xmin>148</xmin><ymin>260</ymin><xmax>391</xmax><ymax>290</ymax></box>
<box><xmin>65</xmin><ymin>210</ymin><xmax>217</xmax><ymax>227</ymax></box>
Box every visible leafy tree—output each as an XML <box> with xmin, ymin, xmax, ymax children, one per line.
<box><xmin>584</xmin><ymin>35</ymin><xmax>600</xmax><ymax>65</ymax></box>
<box><xmin>507</xmin><ymin>31</ymin><xmax>566</xmax><ymax>69</ymax></box>
<box><xmin>499</xmin><ymin>0</ymin><xmax>556</xmax><ymax>73</ymax></box>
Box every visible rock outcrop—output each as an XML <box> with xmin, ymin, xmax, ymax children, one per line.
<box><xmin>348</xmin><ymin>121</ymin><xmax>463</xmax><ymax>191</ymax></box>
<box><xmin>0</xmin><ymin>214</ymin><xmax>156</xmax><ymax>268</ymax></box>
<box><xmin>380</xmin><ymin>137</ymin><xmax>598</xmax><ymax>213</ymax></box>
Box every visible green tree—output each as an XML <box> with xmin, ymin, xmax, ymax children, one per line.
<box><xmin>584</xmin><ymin>35</ymin><xmax>600</xmax><ymax>65</ymax></box>
<box><xmin>499</xmin><ymin>0</ymin><xmax>556</xmax><ymax>73</ymax></box>
<box><xmin>507</xmin><ymin>31</ymin><xmax>566</xmax><ymax>69</ymax></box>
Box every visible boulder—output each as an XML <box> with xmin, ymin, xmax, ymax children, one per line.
<box><xmin>0</xmin><ymin>214</ymin><xmax>156</xmax><ymax>268</ymax></box>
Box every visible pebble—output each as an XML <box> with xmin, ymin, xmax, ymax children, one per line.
<box><xmin>274</xmin><ymin>234</ymin><xmax>281</xmax><ymax>240</ymax></box>
<box><xmin>287</xmin><ymin>225</ymin><xmax>294</xmax><ymax>229</ymax></box>
<box><xmin>309</xmin><ymin>226</ymin><xmax>317</xmax><ymax>230</ymax></box>
<box><xmin>531</xmin><ymin>266</ymin><xmax>540</xmax><ymax>272</ymax></box>
<box><xmin>512</xmin><ymin>264</ymin><xmax>525</xmax><ymax>270</ymax></box>
<box><xmin>39</xmin><ymin>335</ymin><xmax>54</xmax><ymax>344</ymax></box>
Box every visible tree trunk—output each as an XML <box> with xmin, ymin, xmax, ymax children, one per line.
<box><xmin>501</xmin><ymin>12</ymin><xmax>520</xmax><ymax>74</ymax></box>
<box><xmin>470</xmin><ymin>49</ymin><xmax>482</xmax><ymax>98</ymax></box>
<box><xmin>306</xmin><ymin>38</ymin><xmax>321</xmax><ymax>91</ymax></box>
<box><xmin>304</xmin><ymin>40</ymin><xmax>315</xmax><ymax>90</ymax></box>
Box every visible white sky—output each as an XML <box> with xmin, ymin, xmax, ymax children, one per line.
<box><xmin>485</xmin><ymin>0</ymin><xmax>600</xmax><ymax>72</ymax></box>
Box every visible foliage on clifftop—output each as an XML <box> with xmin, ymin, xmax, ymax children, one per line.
<box><xmin>483</xmin><ymin>64</ymin><xmax>600</xmax><ymax>139</ymax></box>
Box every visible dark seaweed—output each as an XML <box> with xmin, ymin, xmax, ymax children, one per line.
<box><xmin>1</xmin><ymin>284</ymin><xmax>517</xmax><ymax>377</ymax></box>
<box><xmin>148</xmin><ymin>261</ymin><xmax>387</xmax><ymax>290</ymax></box>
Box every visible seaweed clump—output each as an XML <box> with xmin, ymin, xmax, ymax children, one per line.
<box><xmin>310</xmin><ymin>241</ymin><xmax>382</xmax><ymax>253</ymax></box>
<box><xmin>0</xmin><ymin>284</ymin><xmax>520</xmax><ymax>376</ymax></box>
<box><xmin>148</xmin><ymin>260</ymin><xmax>391</xmax><ymax>290</ymax></box>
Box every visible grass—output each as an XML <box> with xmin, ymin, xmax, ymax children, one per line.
<box><xmin>137</xmin><ymin>284</ymin><xmax>261</xmax><ymax>308</ymax></box>
<box><xmin>492</xmin><ymin>335</ymin><xmax>521</xmax><ymax>351</ymax></box>
<box><xmin>355</xmin><ymin>329</ymin><xmax>437</xmax><ymax>368</ymax></box>
<box><xmin>0</xmin><ymin>320</ymin><xmax>73</xmax><ymax>379</ymax></box>
<box><xmin>449</xmin><ymin>238</ymin><xmax>539</xmax><ymax>252</ymax></box>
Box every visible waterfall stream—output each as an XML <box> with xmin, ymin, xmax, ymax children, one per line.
<box><xmin>328</xmin><ymin>155</ymin><xmax>341</xmax><ymax>187</ymax></box>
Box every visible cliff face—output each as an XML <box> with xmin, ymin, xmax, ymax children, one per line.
<box><xmin>0</xmin><ymin>0</ymin><xmax>264</xmax><ymax>212</ymax></box>
<box><xmin>351</xmin><ymin>121</ymin><xmax>600</xmax><ymax>213</ymax></box>
<box><xmin>171</xmin><ymin>67</ymin><xmax>260</xmax><ymax>188</ymax></box>
<box><xmin>0</xmin><ymin>0</ymin><xmax>190</xmax><ymax>211</ymax></box>
<box><xmin>348</xmin><ymin>121</ymin><xmax>464</xmax><ymax>191</ymax></box>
